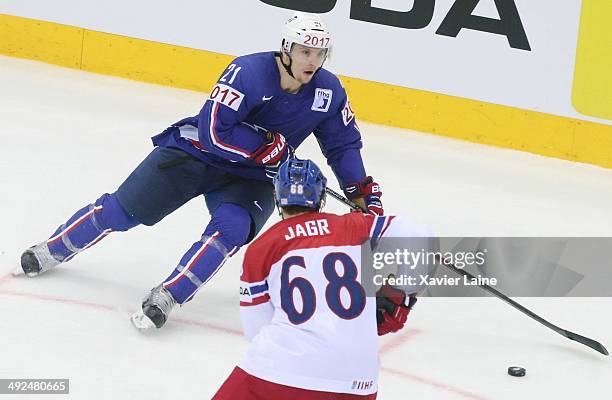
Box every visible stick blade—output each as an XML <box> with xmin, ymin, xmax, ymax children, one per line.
<box><xmin>565</xmin><ymin>330</ymin><xmax>609</xmax><ymax>356</ymax></box>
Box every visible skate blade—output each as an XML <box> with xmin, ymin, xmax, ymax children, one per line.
<box><xmin>13</xmin><ymin>267</ymin><xmax>41</xmax><ymax>278</ymax></box>
<box><xmin>130</xmin><ymin>310</ymin><xmax>157</xmax><ymax>330</ymax></box>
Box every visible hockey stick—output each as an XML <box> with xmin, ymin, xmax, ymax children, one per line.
<box><xmin>435</xmin><ymin>256</ymin><xmax>609</xmax><ymax>356</ymax></box>
<box><xmin>326</xmin><ymin>188</ymin><xmax>609</xmax><ymax>356</ymax></box>
<box><xmin>325</xmin><ymin>187</ymin><xmax>365</xmax><ymax>212</ymax></box>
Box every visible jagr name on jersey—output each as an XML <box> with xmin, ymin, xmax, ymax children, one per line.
<box><xmin>285</xmin><ymin>219</ymin><xmax>331</xmax><ymax>240</ymax></box>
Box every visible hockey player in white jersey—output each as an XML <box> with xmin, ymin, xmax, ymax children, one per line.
<box><xmin>213</xmin><ymin>158</ymin><xmax>431</xmax><ymax>399</ymax></box>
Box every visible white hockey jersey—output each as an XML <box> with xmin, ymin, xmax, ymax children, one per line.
<box><xmin>238</xmin><ymin>212</ymin><xmax>430</xmax><ymax>395</ymax></box>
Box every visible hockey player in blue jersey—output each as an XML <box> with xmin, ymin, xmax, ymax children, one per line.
<box><xmin>20</xmin><ymin>12</ymin><xmax>384</xmax><ymax>329</ymax></box>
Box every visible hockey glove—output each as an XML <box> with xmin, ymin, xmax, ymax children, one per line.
<box><xmin>376</xmin><ymin>283</ymin><xmax>417</xmax><ymax>336</ymax></box>
<box><xmin>343</xmin><ymin>176</ymin><xmax>384</xmax><ymax>215</ymax></box>
<box><xmin>251</xmin><ymin>131</ymin><xmax>289</xmax><ymax>166</ymax></box>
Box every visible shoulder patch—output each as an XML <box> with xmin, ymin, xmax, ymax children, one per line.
<box><xmin>312</xmin><ymin>88</ymin><xmax>333</xmax><ymax>113</ymax></box>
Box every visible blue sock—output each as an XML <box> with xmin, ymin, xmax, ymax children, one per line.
<box><xmin>163</xmin><ymin>203</ymin><xmax>251</xmax><ymax>304</ymax></box>
<box><xmin>46</xmin><ymin>193</ymin><xmax>139</xmax><ymax>262</ymax></box>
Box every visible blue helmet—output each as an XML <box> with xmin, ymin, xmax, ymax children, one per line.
<box><xmin>274</xmin><ymin>158</ymin><xmax>327</xmax><ymax>210</ymax></box>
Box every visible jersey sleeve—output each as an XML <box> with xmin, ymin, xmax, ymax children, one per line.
<box><xmin>197</xmin><ymin>58</ymin><xmax>269</xmax><ymax>162</ymax></box>
<box><xmin>239</xmin><ymin>241</ymin><xmax>274</xmax><ymax>341</ymax></box>
<box><xmin>313</xmin><ymin>82</ymin><xmax>366</xmax><ymax>187</ymax></box>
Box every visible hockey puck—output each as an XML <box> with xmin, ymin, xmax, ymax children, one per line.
<box><xmin>507</xmin><ymin>366</ymin><xmax>526</xmax><ymax>377</ymax></box>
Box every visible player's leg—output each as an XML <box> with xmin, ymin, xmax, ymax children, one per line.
<box><xmin>160</xmin><ymin>202</ymin><xmax>249</xmax><ymax>302</ymax></box>
<box><xmin>132</xmin><ymin>202</ymin><xmax>252</xmax><ymax>329</ymax></box>
<box><xmin>21</xmin><ymin>193</ymin><xmax>138</xmax><ymax>276</ymax></box>
<box><xmin>133</xmin><ymin>177</ymin><xmax>275</xmax><ymax>329</ymax></box>
<box><xmin>21</xmin><ymin>147</ymin><xmax>206</xmax><ymax>276</ymax></box>
<box><xmin>163</xmin><ymin>177</ymin><xmax>275</xmax><ymax>305</ymax></box>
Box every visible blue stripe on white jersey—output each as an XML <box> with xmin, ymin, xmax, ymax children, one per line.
<box><xmin>240</xmin><ymin>279</ymin><xmax>269</xmax><ymax>304</ymax></box>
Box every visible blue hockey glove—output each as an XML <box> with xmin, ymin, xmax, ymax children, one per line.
<box><xmin>343</xmin><ymin>176</ymin><xmax>384</xmax><ymax>215</ymax></box>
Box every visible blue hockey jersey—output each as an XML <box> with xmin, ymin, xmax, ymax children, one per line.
<box><xmin>152</xmin><ymin>51</ymin><xmax>366</xmax><ymax>186</ymax></box>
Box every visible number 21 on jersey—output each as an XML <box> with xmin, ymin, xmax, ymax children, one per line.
<box><xmin>220</xmin><ymin>63</ymin><xmax>241</xmax><ymax>85</ymax></box>
<box><xmin>210</xmin><ymin>64</ymin><xmax>245</xmax><ymax>111</ymax></box>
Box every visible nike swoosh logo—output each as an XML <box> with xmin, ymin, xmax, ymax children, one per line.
<box><xmin>262</xmin><ymin>96</ymin><xmax>274</xmax><ymax>101</ymax></box>
<box><xmin>253</xmin><ymin>201</ymin><xmax>263</xmax><ymax>211</ymax></box>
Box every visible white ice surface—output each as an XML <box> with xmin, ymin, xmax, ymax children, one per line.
<box><xmin>1</xmin><ymin>55</ymin><xmax>611</xmax><ymax>400</ymax></box>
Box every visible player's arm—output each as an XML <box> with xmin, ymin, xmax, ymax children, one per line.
<box><xmin>313</xmin><ymin>86</ymin><xmax>384</xmax><ymax>215</ymax></box>
<box><xmin>197</xmin><ymin>59</ymin><xmax>288</xmax><ymax>166</ymax></box>
<box><xmin>371</xmin><ymin>216</ymin><xmax>435</xmax><ymax>335</ymax></box>
<box><xmin>239</xmin><ymin>249</ymin><xmax>274</xmax><ymax>342</ymax></box>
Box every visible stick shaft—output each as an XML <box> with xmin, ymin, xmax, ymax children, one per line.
<box><xmin>437</xmin><ymin>257</ymin><xmax>608</xmax><ymax>355</ymax></box>
<box><xmin>324</xmin><ymin>187</ymin><xmax>365</xmax><ymax>212</ymax></box>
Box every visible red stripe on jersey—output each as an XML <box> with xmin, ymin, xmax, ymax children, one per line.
<box><xmin>241</xmin><ymin>212</ymin><xmax>376</xmax><ymax>283</ymax></box>
<box><xmin>209</xmin><ymin>102</ymin><xmax>252</xmax><ymax>158</ymax></box>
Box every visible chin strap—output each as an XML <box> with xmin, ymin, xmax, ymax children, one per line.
<box><xmin>278</xmin><ymin>48</ymin><xmax>296</xmax><ymax>79</ymax></box>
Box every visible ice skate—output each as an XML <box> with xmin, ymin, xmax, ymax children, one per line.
<box><xmin>20</xmin><ymin>242</ymin><xmax>61</xmax><ymax>277</ymax></box>
<box><xmin>130</xmin><ymin>285</ymin><xmax>177</xmax><ymax>330</ymax></box>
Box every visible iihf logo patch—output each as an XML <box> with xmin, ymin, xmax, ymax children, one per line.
<box><xmin>312</xmin><ymin>88</ymin><xmax>333</xmax><ymax>112</ymax></box>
